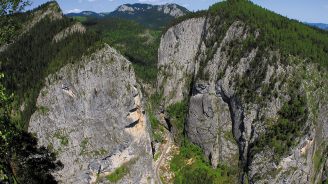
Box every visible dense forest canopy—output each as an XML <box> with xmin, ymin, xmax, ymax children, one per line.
<box><xmin>211</xmin><ymin>0</ymin><xmax>328</xmax><ymax>68</ymax></box>
<box><xmin>82</xmin><ymin>17</ymin><xmax>161</xmax><ymax>84</ymax></box>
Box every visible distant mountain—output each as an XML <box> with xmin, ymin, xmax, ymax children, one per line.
<box><xmin>108</xmin><ymin>3</ymin><xmax>189</xmax><ymax>28</ymax></box>
<box><xmin>66</xmin><ymin>3</ymin><xmax>189</xmax><ymax>29</ymax></box>
<box><xmin>112</xmin><ymin>3</ymin><xmax>188</xmax><ymax>18</ymax></box>
<box><xmin>66</xmin><ymin>11</ymin><xmax>107</xmax><ymax>18</ymax></box>
<box><xmin>305</xmin><ymin>23</ymin><xmax>328</xmax><ymax>30</ymax></box>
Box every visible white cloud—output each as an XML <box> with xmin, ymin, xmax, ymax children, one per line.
<box><xmin>65</xmin><ymin>8</ymin><xmax>82</xmax><ymax>13</ymax></box>
<box><xmin>183</xmin><ymin>3</ymin><xmax>190</xmax><ymax>7</ymax></box>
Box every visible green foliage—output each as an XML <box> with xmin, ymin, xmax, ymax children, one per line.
<box><xmin>154</xmin><ymin>152</ymin><xmax>161</xmax><ymax>161</ymax></box>
<box><xmin>0</xmin><ymin>0</ymin><xmax>30</xmax><ymax>15</ymax></box>
<box><xmin>72</xmin><ymin>16</ymin><xmax>87</xmax><ymax>22</ymax></box>
<box><xmin>208</xmin><ymin>0</ymin><xmax>328</xmax><ymax>68</ymax></box>
<box><xmin>84</xmin><ymin>18</ymin><xmax>160</xmax><ymax>83</ymax></box>
<box><xmin>106</xmin><ymin>165</ymin><xmax>129</xmax><ymax>182</ymax></box>
<box><xmin>0</xmin><ymin>12</ymin><xmax>28</xmax><ymax>45</ymax></box>
<box><xmin>312</xmin><ymin>145</ymin><xmax>327</xmax><ymax>181</ymax></box>
<box><xmin>166</xmin><ymin>100</ymin><xmax>188</xmax><ymax>144</ymax></box>
<box><xmin>148</xmin><ymin>92</ymin><xmax>163</xmax><ymax>108</ymax></box>
<box><xmin>170</xmin><ymin>139</ymin><xmax>237</xmax><ymax>184</ymax></box>
<box><xmin>38</xmin><ymin>106</ymin><xmax>49</xmax><ymax>115</ymax></box>
<box><xmin>0</xmin><ymin>15</ymin><xmax>99</xmax><ymax>129</ymax></box>
<box><xmin>53</xmin><ymin>131</ymin><xmax>69</xmax><ymax>146</ymax></box>
<box><xmin>0</xmin><ymin>73</ymin><xmax>62</xmax><ymax>184</ymax></box>
<box><xmin>149</xmin><ymin>110</ymin><xmax>160</xmax><ymax>130</ymax></box>
<box><xmin>153</xmin><ymin>131</ymin><xmax>164</xmax><ymax>143</ymax></box>
<box><xmin>251</xmin><ymin>80</ymin><xmax>308</xmax><ymax>162</ymax></box>
<box><xmin>146</xmin><ymin>92</ymin><xmax>165</xmax><ymax>143</ymax></box>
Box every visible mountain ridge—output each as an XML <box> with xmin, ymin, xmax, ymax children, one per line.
<box><xmin>66</xmin><ymin>3</ymin><xmax>189</xmax><ymax>17</ymax></box>
<box><xmin>66</xmin><ymin>3</ymin><xmax>189</xmax><ymax>29</ymax></box>
<box><xmin>305</xmin><ymin>22</ymin><xmax>328</xmax><ymax>30</ymax></box>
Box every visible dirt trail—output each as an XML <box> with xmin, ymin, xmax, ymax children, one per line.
<box><xmin>155</xmin><ymin>131</ymin><xmax>173</xmax><ymax>184</ymax></box>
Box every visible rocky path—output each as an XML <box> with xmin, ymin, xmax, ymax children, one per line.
<box><xmin>155</xmin><ymin>131</ymin><xmax>173</xmax><ymax>184</ymax></box>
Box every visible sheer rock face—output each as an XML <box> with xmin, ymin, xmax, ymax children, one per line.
<box><xmin>157</xmin><ymin>16</ymin><xmax>328</xmax><ymax>184</ymax></box>
<box><xmin>29</xmin><ymin>45</ymin><xmax>155</xmax><ymax>184</ymax></box>
<box><xmin>157</xmin><ymin>17</ymin><xmax>206</xmax><ymax>107</ymax></box>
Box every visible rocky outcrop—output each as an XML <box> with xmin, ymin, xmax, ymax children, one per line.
<box><xmin>117</xmin><ymin>5</ymin><xmax>135</xmax><ymax>13</ymax></box>
<box><xmin>186</xmin><ymin>82</ymin><xmax>239</xmax><ymax>168</ymax></box>
<box><xmin>157</xmin><ymin>15</ymin><xmax>328</xmax><ymax>184</ymax></box>
<box><xmin>29</xmin><ymin>44</ymin><xmax>155</xmax><ymax>184</ymax></box>
<box><xmin>116</xmin><ymin>3</ymin><xmax>188</xmax><ymax>18</ymax></box>
<box><xmin>26</xmin><ymin>1</ymin><xmax>63</xmax><ymax>30</ymax></box>
<box><xmin>157</xmin><ymin>4</ymin><xmax>186</xmax><ymax>18</ymax></box>
<box><xmin>157</xmin><ymin>17</ymin><xmax>206</xmax><ymax>106</ymax></box>
<box><xmin>53</xmin><ymin>22</ymin><xmax>86</xmax><ymax>43</ymax></box>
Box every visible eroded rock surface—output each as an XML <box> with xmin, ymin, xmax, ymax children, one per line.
<box><xmin>29</xmin><ymin>44</ymin><xmax>155</xmax><ymax>184</ymax></box>
<box><xmin>157</xmin><ymin>17</ymin><xmax>206</xmax><ymax>106</ymax></box>
<box><xmin>157</xmin><ymin>16</ymin><xmax>328</xmax><ymax>184</ymax></box>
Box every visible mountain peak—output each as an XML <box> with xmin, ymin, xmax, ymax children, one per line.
<box><xmin>116</xmin><ymin>3</ymin><xmax>189</xmax><ymax>18</ymax></box>
<box><xmin>33</xmin><ymin>0</ymin><xmax>62</xmax><ymax>13</ymax></box>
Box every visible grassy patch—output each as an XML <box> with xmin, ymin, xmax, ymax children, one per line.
<box><xmin>92</xmin><ymin>148</ymin><xmax>108</xmax><ymax>157</ymax></box>
<box><xmin>53</xmin><ymin>131</ymin><xmax>69</xmax><ymax>146</ymax></box>
<box><xmin>154</xmin><ymin>152</ymin><xmax>161</xmax><ymax>161</ymax></box>
<box><xmin>153</xmin><ymin>131</ymin><xmax>164</xmax><ymax>143</ymax></box>
<box><xmin>170</xmin><ymin>139</ymin><xmax>237</xmax><ymax>184</ymax></box>
<box><xmin>79</xmin><ymin>138</ymin><xmax>89</xmax><ymax>155</ymax></box>
<box><xmin>106</xmin><ymin>165</ymin><xmax>129</xmax><ymax>182</ymax></box>
<box><xmin>38</xmin><ymin>106</ymin><xmax>49</xmax><ymax>115</ymax></box>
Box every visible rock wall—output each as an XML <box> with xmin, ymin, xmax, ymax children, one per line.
<box><xmin>29</xmin><ymin>44</ymin><xmax>155</xmax><ymax>184</ymax></box>
<box><xmin>157</xmin><ymin>17</ymin><xmax>206</xmax><ymax>107</ymax></box>
<box><xmin>157</xmin><ymin>15</ymin><xmax>328</xmax><ymax>184</ymax></box>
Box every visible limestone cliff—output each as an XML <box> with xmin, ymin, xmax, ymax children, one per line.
<box><xmin>29</xmin><ymin>44</ymin><xmax>155</xmax><ymax>183</ymax></box>
<box><xmin>157</xmin><ymin>14</ymin><xmax>328</xmax><ymax>184</ymax></box>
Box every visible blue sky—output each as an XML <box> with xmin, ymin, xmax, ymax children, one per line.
<box><xmin>28</xmin><ymin>0</ymin><xmax>328</xmax><ymax>23</ymax></box>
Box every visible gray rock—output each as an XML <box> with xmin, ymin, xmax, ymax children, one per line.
<box><xmin>158</xmin><ymin>14</ymin><xmax>328</xmax><ymax>184</ymax></box>
<box><xmin>157</xmin><ymin>17</ymin><xmax>206</xmax><ymax>107</ymax></box>
<box><xmin>29</xmin><ymin>44</ymin><xmax>155</xmax><ymax>183</ymax></box>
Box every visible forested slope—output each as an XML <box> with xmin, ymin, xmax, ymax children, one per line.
<box><xmin>0</xmin><ymin>1</ymin><xmax>99</xmax><ymax>129</ymax></box>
